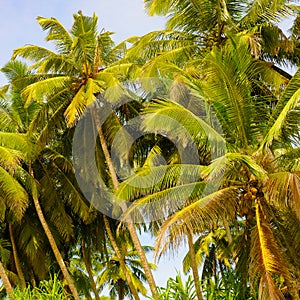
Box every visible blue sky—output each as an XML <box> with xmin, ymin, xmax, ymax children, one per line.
<box><xmin>0</xmin><ymin>0</ymin><xmax>165</xmax><ymax>85</ymax></box>
<box><xmin>0</xmin><ymin>0</ymin><xmax>190</xmax><ymax>296</ymax></box>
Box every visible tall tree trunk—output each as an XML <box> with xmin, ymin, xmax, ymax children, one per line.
<box><xmin>81</xmin><ymin>240</ymin><xmax>101</xmax><ymax>300</ymax></box>
<box><xmin>95</xmin><ymin>115</ymin><xmax>158</xmax><ymax>298</ymax></box>
<box><xmin>0</xmin><ymin>261</ymin><xmax>13</xmax><ymax>298</ymax></box>
<box><xmin>103</xmin><ymin>216</ymin><xmax>140</xmax><ymax>300</ymax></box>
<box><xmin>218</xmin><ymin>259</ymin><xmax>227</xmax><ymax>290</ymax></box>
<box><xmin>29</xmin><ymin>166</ymin><xmax>80</xmax><ymax>300</ymax></box>
<box><xmin>8</xmin><ymin>223</ymin><xmax>26</xmax><ymax>289</ymax></box>
<box><xmin>118</xmin><ymin>279</ymin><xmax>125</xmax><ymax>300</ymax></box>
<box><xmin>187</xmin><ymin>228</ymin><xmax>203</xmax><ymax>300</ymax></box>
<box><xmin>126</xmin><ymin>220</ymin><xmax>158</xmax><ymax>298</ymax></box>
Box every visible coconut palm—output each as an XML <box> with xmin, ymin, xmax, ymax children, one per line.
<box><xmin>11</xmin><ymin>12</ymin><xmax>158</xmax><ymax>298</ymax></box>
<box><xmin>123</xmin><ymin>0</ymin><xmax>299</xmax><ymax>81</ymax></box>
<box><xmin>117</xmin><ymin>33</ymin><xmax>300</xmax><ymax>299</ymax></box>
<box><xmin>0</xmin><ymin>59</ymin><xmax>94</xmax><ymax>299</ymax></box>
<box><xmin>95</xmin><ymin>233</ymin><xmax>156</xmax><ymax>300</ymax></box>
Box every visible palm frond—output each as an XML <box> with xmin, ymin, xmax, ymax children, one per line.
<box><xmin>125</xmin><ymin>30</ymin><xmax>199</xmax><ymax>62</ymax></box>
<box><xmin>266</xmin><ymin>171</ymin><xmax>300</xmax><ymax>220</ymax></box>
<box><xmin>12</xmin><ymin>45</ymin><xmax>61</xmax><ymax>64</ymax></box>
<box><xmin>0</xmin><ymin>166</ymin><xmax>28</xmax><ymax>221</ymax></box>
<box><xmin>21</xmin><ymin>76</ymin><xmax>70</xmax><ymax>107</ymax></box>
<box><xmin>1</xmin><ymin>60</ymin><xmax>29</xmax><ymax>82</ymax></box>
<box><xmin>37</xmin><ymin>16</ymin><xmax>73</xmax><ymax>54</ymax></box>
<box><xmin>0</xmin><ymin>132</ymin><xmax>29</xmax><ymax>154</ymax></box>
<box><xmin>0</xmin><ymin>239</ymin><xmax>11</xmax><ymax>264</ymax></box>
<box><xmin>155</xmin><ymin>187</ymin><xmax>238</xmax><ymax>258</ymax></box>
<box><xmin>249</xmin><ymin>201</ymin><xmax>289</xmax><ymax>300</ymax></box>
<box><xmin>142</xmin><ymin>98</ymin><xmax>226</xmax><ymax>155</ymax></box>
<box><xmin>38</xmin><ymin>167</ymin><xmax>74</xmax><ymax>241</ymax></box>
<box><xmin>0</xmin><ymin>146</ymin><xmax>24</xmax><ymax>172</ymax></box>
<box><xmin>64</xmin><ymin>85</ymin><xmax>86</xmax><ymax>127</ymax></box>
<box><xmin>49</xmin><ymin>160</ymin><xmax>91</xmax><ymax>223</ymax></box>
<box><xmin>258</xmin><ymin>74</ymin><xmax>300</xmax><ymax>151</ymax></box>
<box><xmin>70</xmin><ymin>12</ymin><xmax>98</xmax><ymax>66</ymax></box>
<box><xmin>240</xmin><ymin>0</ymin><xmax>297</xmax><ymax>26</ymax></box>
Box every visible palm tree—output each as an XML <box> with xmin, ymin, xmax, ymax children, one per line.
<box><xmin>11</xmin><ymin>12</ymin><xmax>158</xmax><ymax>298</ymax></box>
<box><xmin>118</xmin><ymin>34</ymin><xmax>300</xmax><ymax>299</ymax></box>
<box><xmin>0</xmin><ymin>60</ymin><xmax>88</xmax><ymax>299</ymax></box>
<box><xmin>123</xmin><ymin>0</ymin><xmax>298</xmax><ymax>81</ymax></box>
<box><xmin>96</xmin><ymin>233</ymin><xmax>156</xmax><ymax>300</ymax></box>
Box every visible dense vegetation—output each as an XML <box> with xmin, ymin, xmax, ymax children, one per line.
<box><xmin>0</xmin><ymin>0</ymin><xmax>300</xmax><ymax>299</ymax></box>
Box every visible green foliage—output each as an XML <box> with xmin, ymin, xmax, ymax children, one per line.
<box><xmin>151</xmin><ymin>273</ymin><xmax>197</xmax><ymax>300</ymax></box>
<box><xmin>201</xmin><ymin>269</ymin><xmax>255</xmax><ymax>300</ymax></box>
<box><xmin>0</xmin><ymin>4</ymin><xmax>300</xmax><ymax>300</ymax></box>
<box><xmin>152</xmin><ymin>271</ymin><xmax>255</xmax><ymax>300</ymax></box>
<box><xmin>9</xmin><ymin>274</ymin><xmax>68</xmax><ymax>300</ymax></box>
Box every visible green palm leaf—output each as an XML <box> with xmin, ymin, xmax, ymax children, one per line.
<box><xmin>21</xmin><ymin>76</ymin><xmax>70</xmax><ymax>107</ymax></box>
<box><xmin>37</xmin><ymin>16</ymin><xmax>73</xmax><ymax>53</ymax></box>
<box><xmin>0</xmin><ymin>166</ymin><xmax>28</xmax><ymax>221</ymax></box>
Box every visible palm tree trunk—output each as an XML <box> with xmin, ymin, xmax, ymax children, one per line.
<box><xmin>8</xmin><ymin>223</ymin><xmax>26</xmax><ymax>289</ymax></box>
<box><xmin>218</xmin><ymin>259</ymin><xmax>227</xmax><ymax>290</ymax></box>
<box><xmin>95</xmin><ymin>115</ymin><xmax>158</xmax><ymax>298</ymax></box>
<box><xmin>81</xmin><ymin>240</ymin><xmax>101</xmax><ymax>300</ymax></box>
<box><xmin>29</xmin><ymin>166</ymin><xmax>80</xmax><ymax>300</ymax></box>
<box><xmin>103</xmin><ymin>215</ymin><xmax>140</xmax><ymax>300</ymax></box>
<box><xmin>118</xmin><ymin>279</ymin><xmax>125</xmax><ymax>300</ymax></box>
<box><xmin>126</xmin><ymin>220</ymin><xmax>159</xmax><ymax>298</ymax></box>
<box><xmin>187</xmin><ymin>229</ymin><xmax>203</xmax><ymax>300</ymax></box>
<box><xmin>0</xmin><ymin>261</ymin><xmax>13</xmax><ymax>298</ymax></box>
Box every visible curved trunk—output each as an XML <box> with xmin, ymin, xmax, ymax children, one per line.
<box><xmin>0</xmin><ymin>261</ymin><xmax>13</xmax><ymax>298</ymax></box>
<box><xmin>81</xmin><ymin>240</ymin><xmax>101</xmax><ymax>300</ymax></box>
<box><xmin>103</xmin><ymin>216</ymin><xmax>140</xmax><ymax>300</ymax></box>
<box><xmin>29</xmin><ymin>166</ymin><xmax>80</xmax><ymax>300</ymax></box>
<box><xmin>96</xmin><ymin>115</ymin><xmax>158</xmax><ymax>298</ymax></box>
<box><xmin>8</xmin><ymin>223</ymin><xmax>26</xmax><ymax>289</ymax></box>
<box><xmin>187</xmin><ymin>229</ymin><xmax>203</xmax><ymax>300</ymax></box>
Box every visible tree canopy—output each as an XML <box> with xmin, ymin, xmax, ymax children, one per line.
<box><xmin>0</xmin><ymin>2</ymin><xmax>300</xmax><ymax>299</ymax></box>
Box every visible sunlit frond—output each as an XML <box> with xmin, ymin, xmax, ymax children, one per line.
<box><xmin>0</xmin><ymin>132</ymin><xmax>29</xmax><ymax>154</ymax></box>
<box><xmin>21</xmin><ymin>76</ymin><xmax>70</xmax><ymax>107</ymax></box>
<box><xmin>240</xmin><ymin>0</ymin><xmax>296</xmax><ymax>26</ymax></box>
<box><xmin>142</xmin><ymin>98</ymin><xmax>226</xmax><ymax>155</ymax></box>
<box><xmin>266</xmin><ymin>171</ymin><xmax>300</xmax><ymax>220</ymax></box>
<box><xmin>259</xmin><ymin>69</ymin><xmax>300</xmax><ymax>150</ymax></box>
<box><xmin>155</xmin><ymin>187</ymin><xmax>238</xmax><ymax>258</ymax></box>
<box><xmin>0</xmin><ymin>166</ymin><xmax>28</xmax><ymax>221</ymax></box>
<box><xmin>37</xmin><ymin>16</ymin><xmax>73</xmax><ymax>53</ymax></box>
<box><xmin>0</xmin><ymin>146</ymin><xmax>23</xmax><ymax>172</ymax></box>
<box><xmin>249</xmin><ymin>201</ymin><xmax>289</xmax><ymax>300</ymax></box>
<box><xmin>125</xmin><ymin>30</ymin><xmax>199</xmax><ymax>62</ymax></box>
